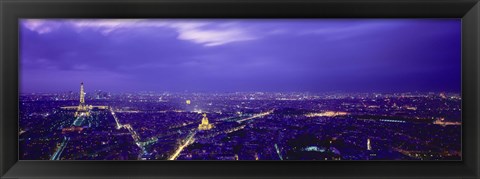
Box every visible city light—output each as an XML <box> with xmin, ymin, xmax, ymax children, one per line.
<box><xmin>19</xmin><ymin>86</ymin><xmax>462</xmax><ymax>160</ymax></box>
<box><xmin>19</xmin><ymin>19</ymin><xmax>461</xmax><ymax>161</ymax></box>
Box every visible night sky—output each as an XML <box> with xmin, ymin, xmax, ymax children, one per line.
<box><xmin>20</xmin><ymin>19</ymin><xmax>461</xmax><ymax>93</ymax></box>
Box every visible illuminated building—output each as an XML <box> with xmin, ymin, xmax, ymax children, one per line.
<box><xmin>305</xmin><ymin>111</ymin><xmax>348</xmax><ymax>117</ymax></box>
<box><xmin>405</xmin><ymin>106</ymin><xmax>417</xmax><ymax>111</ymax></box>
<box><xmin>61</xmin><ymin>82</ymin><xmax>108</xmax><ymax>116</ymax></box>
<box><xmin>433</xmin><ymin>118</ymin><xmax>462</xmax><ymax>126</ymax></box>
<box><xmin>80</xmin><ymin>82</ymin><xmax>85</xmax><ymax>104</ymax></box>
<box><xmin>367</xmin><ymin>138</ymin><xmax>377</xmax><ymax>159</ymax></box>
<box><xmin>198</xmin><ymin>113</ymin><xmax>213</xmax><ymax>130</ymax></box>
<box><xmin>75</xmin><ymin>82</ymin><xmax>91</xmax><ymax>117</ymax></box>
<box><xmin>439</xmin><ymin>92</ymin><xmax>447</xmax><ymax>99</ymax></box>
<box><xmin>367</xmin><ymin>138</ymin><xmax>372</xmax><ymax>151</ymax></box>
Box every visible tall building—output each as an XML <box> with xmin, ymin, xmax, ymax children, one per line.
<box><xmin>366</xmin><ymin>138</ymin><xmax>377</xmax><ymax>159</ymax></box>
<box><xmin>75</xmin><ymin>82</ymin><xmax>90</xmax><ymax>117</ymax></box>
<box><xmin>198</xmin><ymin>113</ymin><xmax>213</xmax><ymax>130</ymax></box>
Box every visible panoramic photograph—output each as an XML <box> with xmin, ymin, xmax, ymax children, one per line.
<box><xmin>19</xmin><ymin>19</ymin><xmax>461</xmax><ymax>160</ymax></box>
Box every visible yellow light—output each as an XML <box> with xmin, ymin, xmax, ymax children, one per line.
<box><xmin>305</xmin><ymin>111</ymin><xmax>348</xmax><ymax>117</ymax></box>
<box><xmin>198</xmin><ymin>113</ymin><xmax>213</xmax><ymax>130</ymax></box>
<box><xmin>186</xmin><ymin>100</ymin><xmax>191</xmax><ymax>105</ymax></box>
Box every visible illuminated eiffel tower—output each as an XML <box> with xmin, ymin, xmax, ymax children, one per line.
<box><xmin>60</xmin><ymin>82</ymin><xmax>109</xmax><ymax>113</ymax></box>
<box><xmin>75</xmin><ymin>82</ymin><xmax>91</xmax><ymax>117</ymax></box>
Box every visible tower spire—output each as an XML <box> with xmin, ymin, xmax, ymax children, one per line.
<box><xmin>75</xmin><ymin>82</ymin><xmax>90</xmax><ymax>117</ymax></box>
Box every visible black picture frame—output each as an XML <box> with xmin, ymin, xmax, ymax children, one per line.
<box><xmin>1</xmin><ymin>0</ymin><xmax>479</xmax><ymax>178</ymax></box>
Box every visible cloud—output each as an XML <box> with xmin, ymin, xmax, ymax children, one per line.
<box><xmin>23</xmin><ymin>19</ymin><xmax>61</xmax><ymax>34</ymax></box>
<box><xmin>19</xmin><ymin>19</ymin><xmax>461</xmax><ymax>93</ymax></box>
<box><xmin>176</xmin><ymin>27</ymin><xmax>255</xmax><ymax>46</ymax></box>
<box><xmin>21</xmin><ymin>19</ymin><xmax>258</xmax><ymax>47</ymax></box>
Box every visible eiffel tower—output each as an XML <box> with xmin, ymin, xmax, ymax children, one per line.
<box><xmin>61</xmin><ymin>82</ymin><xmax>108</xmax><ymax>115</ymax></box>
<box><xmin>75</xmin><ymin>82</ymin><xmax>91</xmax><ymax>117</ymax></box>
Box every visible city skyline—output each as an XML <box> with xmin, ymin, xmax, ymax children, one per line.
<box><xmin>19</xmin><ymin>83</ymin><xmax>462</xmax><ymax>160</ymax></box>
<box><xmin>19</xmin><ymin>19</ymin><xmax>462</xmax><ymax>161</ymax></box>
<box><xmin>20</xmin><ymin>19</ymin><xmax>461</xmax><ymax>93</ymax></box>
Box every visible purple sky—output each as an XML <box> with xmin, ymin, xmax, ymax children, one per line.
<box><xmin>20</xmin><ymin>19</ymin><xmax>461</xmax><ymax>93</ymax></box>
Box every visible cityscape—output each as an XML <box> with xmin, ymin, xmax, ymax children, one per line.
<box><xmin>19</xmin><ymin>19</ymin><xmax>461</xmax><ymax>160</ymax></box>
<box><xmin>19</xmin><ymin>83</ymin><xmax>461</xmax><ymax>160</ymax></box>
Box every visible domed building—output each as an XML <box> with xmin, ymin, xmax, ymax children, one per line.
<box><xmin>198</xmin><ymin>113</ymin><xmax>213</xmax><ymax>130</ymax></box>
